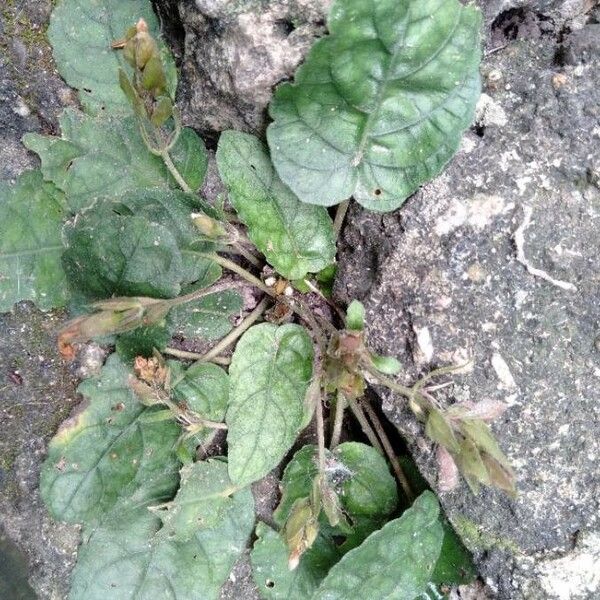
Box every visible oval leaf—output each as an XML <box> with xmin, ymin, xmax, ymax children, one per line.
<box><xmin>216</xmin><ymin>131</ymin><xmax>335</xmax><ymax>280</ymax></box>
<box><xmin>226</xmin><ymin>323</ymin><xmax>314</xmax><ymax>486</ymax></box>
<box><xmin>40</xmin><ymin>354</ymin><xmax>181</xmax><ymax>524</ymax></box>
<box><xmin>48</xmin><ymin>0</ymin><xmax>176</xmax><ymax>115</ymax></box>
<box><xmin>0</xmin><ymin>171</ymin><xmax>68</xmax><ymax>312</ymax></box>
<box><xmin>267</xmin><ymin>0</ymin><xmax>482</xmax><ymax>211</ymax></box>
<box><xmin>313</xmin><ymin>491</ymin><xmax>444</xmax><ymax>600</ymax></box>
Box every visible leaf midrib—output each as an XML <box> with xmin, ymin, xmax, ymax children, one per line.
<box><xmin>352</xmin><ymin>3</ymin><xmax>462</xmax><ymax>167</ymax></box>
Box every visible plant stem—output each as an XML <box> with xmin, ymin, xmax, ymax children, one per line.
<box><xmin>347</xmin><ymin>396</ymin><xmax>384</xmax><ymax>454</ymax></box>
<box><xmin>195</xmin><ymin>297</ymin><xmax>269</xmax><ymax>364</ymax></box>
<box><xmin>330</xmin><ymin>391</ymin><xmax>346</xmax><ymax>448</ymax></box>
<box><xmin>362</xmin><ymin>361</ymin><xmax>414</xmax><ymax>398</ymax></box>
<box><xmin>229</xmin><ymin>242</ymin><xmax>263</xmax><ymax>267</ymax></box>
<box><xmin>315</xmin><ymin>387</ymin><xmax>327</xmax><ymax>473</ymax></box>
<box><xmin>333</xmin><ymin>199</ymin><xmax>350</xmax><ymax>238</ymax></box>
<box><xmin>361</xmin><ymin>400</ymin><xmax>413</xmax><ymax>500</ymax></box>
<box><xmin>198</xmin><ymin>253</ymin><xmax>274</xmax><ymax>296</ymax></box>
<box><xmin>161</xmin><ymin>149</ymin><xmax>193</xmax><ymax>194</ymax></box>
<box><xmin>166</xmin><ymin>278</ymin><xmax>244</xmax><ymax>309</ymax></box>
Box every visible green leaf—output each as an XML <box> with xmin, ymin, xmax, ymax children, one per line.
<box><xmin>334</xmin><ymin>442</ymin><xmax>398</xmax><ymax>518</ymax></box>
<box><xmin>169</xmin><ymin>127</ymin><xmax>209</xmax><ymax>192</ymax></box>
<box><xmin>116</xmin><ymin>323</ymin><xmax>172</xmax><ymax>360</ymax></box>
<box><xmin>115</xmin><ymin>188</ymin><xmax>220</xmax><ymax>287</ymax></box>
<box><xmin>345</xmin><ymin>300</ymin><xmax>365</xmax><ymax>331</ymax></box>
<box><xmin>267</xmin><ymin>0</ymin><xmax>482</xmax><ymax>211</ymax></box>
<box><xmin>369</xmin><ymin>353</ymin><xmax>402</xmax><ymax>375</ymax></box>
<box><xmin>312</xmin><ymin>491</ymin><xmax>444</xmax><ymax>600</ymax></box>
<box><xmin>69</xmin><ymin>486</ymin><xmax>254</xmax><ymax>600</ymax></box>
<box><xmin>226</xmin><ymin>323</ymin><xmax>314</xmax><ymax>486</ymax></box>
<box><xmin>40</xmin><ymin>354</ymin><xmax>181</xmax><ymax>524</ymax></box>
<box><xmin>0</xmin><ymin>171</ymin><xmax>69</xmax><ymax>312</ymax></box>
<box><xmin>431</xmin><ymin>523</ymin><xmax>476</xmax><ymax>587</ymax></box>
<box><xmin>426</xmin><ymin>408</ymin><xmax>460</xmax><ymax>454</ymax></box>
<box><xmin>251</xmin><ymin>522</ymin><xmax>340</xmax><ymax>600</ymax></box>
<box><xmin>153</xmin><ymin>459</ymin><xmax>237</xmax><ymax>541</ymax></box>
<box><xmin>24</xmin><ymin>110</ymin><xmax>208</xmax><ymax>212</ymax></box>
<box><xmin>216</xmin><ymin>131</ymin><xmax>335</xmax><ymax>280</ymax></box>
<box><xmin>169</xmin><ymin>290</ymin><xmax>243</xmax><ymax>341</ymax></box>
<box><xmin>170</xmin><ymin>361</ymin><xmax>229</xmax><ymax>420</ymax></box>
<box><xmin>62</xmin><ymin>201</ymin><xmax>184</xmax><ymax>300</ymax></box>
<box><xmin>48</xmin><ymin>0</ymin><xmax>176</xmax><ymax>115</ymax></box>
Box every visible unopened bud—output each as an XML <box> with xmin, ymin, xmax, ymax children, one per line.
<box><xmin>192</xmin><ymin>213</ymin><xmax>227</xmax><ymax>239</ymax></box>
<box><xmin>282</xmin><ymin>497</ymin><xmax>319</xmax><ymax>570</ymax></box>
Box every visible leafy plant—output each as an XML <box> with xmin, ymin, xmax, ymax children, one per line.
<box><xmin>0</xmin><ymin>0</ymin><xmax>517</xmax><ymax>598</ymax></box>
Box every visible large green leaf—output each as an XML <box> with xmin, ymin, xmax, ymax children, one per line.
<box><xmin>69</xmin><ymin>485</ymin><xmax>254</xmax><ymax>600</ymax></box>
<box><xmin>226</xmin><ymin>323</ymin><xmax>314</xmax><ymax>486</ymax></box>
<box><xmin>169</xmin><ymin>290</ymin><xmax>243</xmax><ymax>341</ymax></box>
<box><xmin>216</xmin><ymin>131</ymin><xmax>335</xmax><ymax>280</ymax></box>
<box><xmin>40</xmin><ymin>354</ymin><xmax>181</xmax><ymax>524</ymax></box>
<box><xmin>115</xmin><ymin>189</ymin><xmax>220</xmax><ymax>287</ymax></box>
<box><xmin>24</xmin><ymin>110</ymin><xmax>208</xmax><ymax>212</ymax></box>
<box><xmin>312</xmin><ymin>491</ymin><xmax>444</xmax><ymax>600</ymax></box>
<box><xmin>0</xmin><ymin>171</ymin><xmax>69</xmax><ymax>312</ymax></box>
<box><xmin>62</xmin><ymin>201</ymin><xmax>184</xmax><ymax>300</ymax></box>
<box><xmin>251</xmin><ymin>522</ymin><xmax>339</xmax><ymax>600</ymax></box>
<box><xmin>154</xmin><ymin>459</ymin><xmax>237</xmax><ymax>541</ymax></box>
<box><xmin>48</xmin><ymin>0</ymin><xmax>176</xmax><ymax>115</ymax></box>
<box><xmin>267</xmin><ymin>0</ymin><xmax>482</xmax><ymax>212</ymax></box>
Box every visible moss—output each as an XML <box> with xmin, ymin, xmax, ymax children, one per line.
<box><xmin>453</xmin><ymin>516</ymin><xmax>521</xmax><ymax>555</ymax></box>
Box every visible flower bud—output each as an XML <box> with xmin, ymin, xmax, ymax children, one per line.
<box><xmin>191</xmin><ymin>213</ymin><xmax>227</xmax><ymax>239</ymax></box>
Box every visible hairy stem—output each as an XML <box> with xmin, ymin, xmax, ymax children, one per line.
<box><xmin>361</xmin><ymin>400</ymin><xmax>413</xmax><ymax>500</ymax></box>
<box><xmin>198</xmin><ymin>253</ymin><xmax>273</xmax><ymax>296</ymax></box>
<box><xmin>330</xmin><ymin>391</ymin><xmax>346</xmax><ymax>448</ymax></box>
<box><xmin>196</xmin><ymin>297</ymin><xmax>269</xmax><ymax>364</ymax></box>
<box><xmin>166</xmin><ymin>278</ymin><xmax>245</xmax><ymax>309</ymax></box>
<box><xmin>161</xmin><ymin>149</ymin><xmax>192</xmax><ymax>194</ymax></box>
<box><xmin>347</xmin><ymin>396</ymin><xmax>384</xmax><ymax>454</ymax></box>
<box><xmin>315</xmin><ymin>388</ymin><xmax>327</xmax><ymax>473</ymax></box>
<box><xmin>333</xmin><ymin>199</ymin><xmax>350</xmax><ymax>238</ymax></box>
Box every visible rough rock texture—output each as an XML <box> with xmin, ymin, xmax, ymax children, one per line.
<box><xmin>156</xmin><ymin>0</ymin><xmax>332</xmax><ymax>135</ymax></box>
<box><xmin>0</xmin><ymin>2</ymin><xmax>80</xmax><ymax>598</ymax></box>
<box><xmin>333</xmin><ymin>4</ymin><xmax>600</xmax><ymax>599</ymax></box>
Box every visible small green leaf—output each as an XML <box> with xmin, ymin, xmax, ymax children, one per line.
<box><xmin>69</xmin><ymin>486</ymin><xmax>254</xmax><ymax>600</ymax></box>
<box><xmin>313</xmin><ymin>491</ymin><xmax>444</xmax><ymax>600</ymax></box>
<box><xmin>154</xmin><ymin>459</ymin><xmax>237</xmax><ymax>541</ymax></box>
<box><xmin>40</xmin><ymin>354</ymin><xmax>181</xmax><ymax>524</ymax></box>
<box><xmin>216</xmin><ymin>131</ymin><xmax>335</xmax><ymax>280</ymax></box>
<box><xmin>48</xmin><ymin>0</ymin><xmax>176</xmax><ymax>114</ymax></box>
<box><xmin>369</xmin><ymin>352</ymin><xmax>402</xmax><ymax>375</ymax></box>
<box><xmin>170</xmin><ymin>361</ymin><xmax>229</xmax><ymax>420</ymax></box>
<box><xmin>345</xmin><ymin>300</ymin><xmax>365</xmax><ymax>331</ymax></box>
<box><xmin>226</xmin><ymin>323</ymin><xmax>314</xmax><ymax>486</ymax></box>
<box><xmin>0</xmin><ymin>171</ymin><xmax>69</xmax><ymax>312</ymax></box>
<box><xmin>275</xmin><ymin>443</ymin><xmax>398</xmax><ymax>553</ymax></box>
<box><xmin>116</xmin><ymin>324</ymin><xmax>172</xmax><ymax>360</ymax></box>
<box><xmin>169</xmin><ymin>290</ymin><xmax>243</xmax><ymax>341</ymax></box>
<box><xmin>62</xmin><ymin>202</ymin><xmax>184</xmax><ymax>300</ymax></box>
<box><xmin>24</xmin><ymin>110</ymin><xmax>208</xmax><ymax>212</ymax></box>
<box><xmin>251</xmin><ymin>522</ymin><xmax>340</xmax><ymax>600</ymax></box>
<box><xmin>267</xmin><ymin>0</ymin><xmax>482</xmax><ymax>211</ymax></box>
<box><xmin>334</xmin><ymin>442</ymin><xmax>398</xmax><ymax>518</ymax></box>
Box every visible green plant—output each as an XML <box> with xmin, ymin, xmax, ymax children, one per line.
<box><xmin>0</xmin><ymin>0</ymin><xmax>515</xmax><ymax>598</ymax></box>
